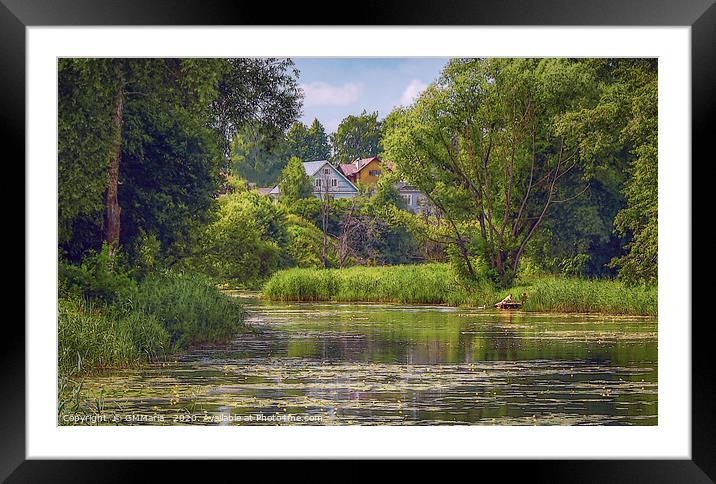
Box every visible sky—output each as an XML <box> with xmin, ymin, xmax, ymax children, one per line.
<box><xmin>291</xmin><ymin>58</ymin><xmax>450</xmax><ymax>133</ymax></box>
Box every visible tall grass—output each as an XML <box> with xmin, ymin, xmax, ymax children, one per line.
<box><xmin>262</xmin><ymin>264</ymin><xmax>657</xmax><ymax>316</ymax></box>
<box><xmin>58</xmin><ymin>297</ymin><xmax>168</xmax><ymax>377</ymax></box>
<box><xmin>263</xmin><ymin>264</ymin><xmax>497</xmax><ymax>305</ymax></box>
<box><xmin>516</xmin><ymin>276</ymin><xmax>657</xmax><ymax>315</ymax></box>
<box><xmin>128</xmin><ymin>271</ymin><xmax>245</xmax><ymax>348</ymax></box>
<box><xmin>58</xmin><ymin>270</ymin><xmax>245</xmax><ymax>378</ymax></box>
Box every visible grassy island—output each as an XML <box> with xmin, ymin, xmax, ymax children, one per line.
<box><xmin>262</xmin><ymin>264</ymin><xmax>657</xmax><ymax>316</ymax></box>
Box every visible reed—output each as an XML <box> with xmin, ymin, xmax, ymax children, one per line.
<box><xmin>58</xmin><ymin>296</ymin><xmax>168</xmax><ymax>377</ymax></box>
<box><xmin>129</xmin><ymin>271</ymin><xmax>245</xmax><ymax>349</ymax></box>
<box><xmin>262</xmin><ymin>264</ymin><xmax>657</xmax><ymax>316</ymax></box>
<box><xmin>58</xmin><ymin>270</ymin><xmax>245</xmax><ymax>378</ymax></box>
<box><xmin>517</xmin><ymin>276</ymin><xmax>657</xmax><ymax>315</ymax></box>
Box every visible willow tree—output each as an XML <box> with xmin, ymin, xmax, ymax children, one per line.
<box><xmin>383</xmin><ymin>58</ymin><xmax>602</xmax><ymax>286</ymax></box>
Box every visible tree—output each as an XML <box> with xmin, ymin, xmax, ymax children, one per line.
<box><xmin>58</xmin><ymin>58</ymin><xmax>302</xmax><ymax>261</ymax></box>
<box><xmin>383</xmin><ymin>58</ymin><xmax>603</xmax><ymax>286</ymax></box>
<box><xmin>194</xmin><ymin>191</ymin><xmax>286</xmax><ymax>284</ymax></box>
<box><xmin>608</xmin><ymin>61</ymin><xmax>657</xmax><ymax>283</ymax></box>
<box><xmin>284</xmin><ymin>214</ymin><xmax>324</xmax><ymax>268</ymax></box>
<box><xmin>231</xmin><ymin>125</ymin><xmax>290</xmax><ymax>186</ymax></box>
<box><xmin>211</xmin><ymin>58</ymin><xmax>302</xmax><ymax>158</ymax></box>
<box><xmin>278</xmin><ymin>156</ymin><xmax>314</xmax><ymax>203</ymax></box>
<box><xmin>307</xmin><ymin>119</ymin><xmax>332</xmax><ymax>160</ymax></box>
<box><xmin>331</xmin><ymin>110</ymin><xmax>382</xmax><ymax>163</ymax></box>
<box><xmin>286</xmin><ymin>118</ymin><xmax>332</xmax><ymax>161</ymax></box>
<box><xmin>313</xmin><ymin>169</ymin><xmax>334</xmax><ymax>268</ymax></box>
<box><xmin>551</xmin><ymin>59</ymin><xmax>657</xmax><ymax>283</ymax></box>
<box><xmin>58</xmin><ymin>59</ymin><xmax>116</xmax><ymax>257</ymax></box>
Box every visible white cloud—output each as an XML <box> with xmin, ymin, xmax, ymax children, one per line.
<box><xmin>300</xmin><ymin>81</ymin><xmax>363</xmax><ymax>107</ymax></box>
<box><xmin>399</xmin><ymin>79</ymin><xmax>428</xmax><ymax>105</ymax></box>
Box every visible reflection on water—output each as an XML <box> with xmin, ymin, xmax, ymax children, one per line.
<box><xmin>70</xmin><ymin>295</ymin><xmax>657</xmax><ymax>425</ymax></box>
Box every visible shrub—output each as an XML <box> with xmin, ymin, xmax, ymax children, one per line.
<box><xmin>194</xmin><ymin>191</ymin><xmax>284</xmax><ymax>285</ymax></box>
<box><xmin>59</xmin><ymin>243</ymin><xmax>136</xmax><ymax>302</ymax></box>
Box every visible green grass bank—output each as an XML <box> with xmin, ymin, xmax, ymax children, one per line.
<box><xmin>262</xmin><ymin>263</ymin><xmax>657</xmax><ymax>316</ymax></box>
<box><xmin>59</xmin><ymin>271</ymin><xmax>245</xmax><ymax>379</ymax></box>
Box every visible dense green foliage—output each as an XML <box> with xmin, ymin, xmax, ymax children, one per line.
<box><xmin>59</xmin><ymin>58</ymin><xmax>301</xmax><ymax>262</ymax></box>
<box><xmin>286</xmin><ymin>119</ymin><xmax>332</xmax><ymax>161</ymax></box>
<box><xmin>331</xmin><ymin>110</ymin><xmax>382</xmax><ymax>162</ymax></box>
<box><xmin>278</xmin><ymin>156</ymin><xmax>314</xmax><ymax>202</ymax></box>
<box><xmin>263</xmin><ymin>264</ymin><xmax>656</xmax><ymax>316</ymax></box>
<box><xmin>58</xmin><ymin>58</ymin><xmax>298</xmax><ymax>380</ymax></box>
<box><xmin>382</xmin><ymin>58</ymin><xmax>657</xmax><ymax>285</ymax></box>
<box><xmin>230</xmin><ymin>125</ymin><xmax>291</xmax><ymax>187</ymax></box>
<box><xmin>605</xmin><ymin>61</ymin><xmax>658</xmax><ymax>283</ymax></box>
<box><xmin>182</xmin><ymin>190</ymin><xmax>286</xmax><ymax>286</ymax></box>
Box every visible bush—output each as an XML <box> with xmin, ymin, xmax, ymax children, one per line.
<box><xmin>283</xmin><ymin>214</ymin><xmax>324</xmax><ymax>268</ymax></box>
<box><xmin>59</xmin><ymin>243</ymin><xmax>136</xmax><ymax>302</ymax></box>
<box><xmin>130</xmin><ymin>230</ymin><xmax>163</xmax><ymax>279</ymax></box>
<box><xmin>193</xmin><ymin>191</ymin><xmax>284</xmax><ymax>285</ymax></box>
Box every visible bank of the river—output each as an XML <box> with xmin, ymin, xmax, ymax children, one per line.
<box><xmin>59</xmin><ymin>271</ymin><xmax>246</xmax><ymax>381</ymax></box>
<box><xmin>262</xmin><ymin>264</ymin><xmax>657</xmax><ymax>316</ymax></box>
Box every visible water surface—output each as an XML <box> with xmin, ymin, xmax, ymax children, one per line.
<box><xmin>68</xmin><ymin>294</ymin><xmax>657</xmax><ymax>425</ymax></box>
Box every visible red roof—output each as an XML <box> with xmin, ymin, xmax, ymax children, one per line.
<box><xmin>339</xmin><ymin>163</ymin><xmax>359</xmax><ymax>177</ymax></box>
<box><xmin>354</xmin><ymin>157</ymin><xmax>378</xmax><ymax>172</ymax></box>
<box><xmin>339</xmin><ymin>156</ymin><xmax>393</xmax><ymax>178</ymax></box>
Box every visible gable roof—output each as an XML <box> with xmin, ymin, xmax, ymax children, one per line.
<box><xmin>338</xmin><ymin>163</ymin><xmax>359</xmax><ymax>177</ymax></box>
<box><xmin>353</xmin><ymin>157</ymin><xmax>378</xmax><ymax>172</ymax></box>
<box><xmin>302</xmin><ymin>160</ymin><xmax>331</xmax><ymax>177</ymax></box>
<box><xmin>269</xmin><ymin>160</ymin><xmax>358</xmax><ymax>195</ymax></box>
<box><xmin>339</xmin><ymin>156</ymin><xmax>394</xmax><ymax>178</ymax></box>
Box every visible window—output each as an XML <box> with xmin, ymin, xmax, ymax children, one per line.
<box><xmin>369</xmin><ymin>170</ymin><xmax>381</xmax><ymax>176</ymax></box>
<box><xmin>331</xmin><ymin>178</ymin><xmax>337</xmax><ymax>187</ymax></box>
<box><xmin>402</xmin><ymin>194</ymin><xmax>412</xmax><ymax>205</ymax></box>
<box><xmin>323</xmin><ymin>168</ymin><xmax>330</xmax><ymax>175</ymax></box>
<box><xmin>315</xmin><ymin>179</ymin><xmax>321</xmax><ymax>187</ymax></box>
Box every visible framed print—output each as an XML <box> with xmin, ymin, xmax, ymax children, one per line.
<box><xmin>5</xmin><ymin>0</ymin><xmax>712</xmax><ymax>478</ymax></box>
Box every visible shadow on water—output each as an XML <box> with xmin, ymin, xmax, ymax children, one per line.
<box><xmin>65</xmin><ymin>294</ymin><xmax>657</xmax><ymax>425</ymax></box>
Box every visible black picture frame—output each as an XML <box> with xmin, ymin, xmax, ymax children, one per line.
<box><xmin>4</xmin><ymin>0</ymin><xmax>711</xmax><ymax>479</ymax></box>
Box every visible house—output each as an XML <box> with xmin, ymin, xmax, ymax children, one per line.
<box><xmin>338</xmin><ymin>156</ymin><xmax>392</xmax><ymax>188</ymax></box>
<box><xmin>269</xmin><ymin>160</ymin><xmax>358</xmax><ymax>200</ymax></box>
<box><xmin>395</xmin><ymin>180</ymin><xmax>429</xmax><ymax>215</ymax></box>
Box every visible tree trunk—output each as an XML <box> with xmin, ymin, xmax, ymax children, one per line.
<box><xmin>105</xmin><ymin>81</ymin><xmax>125</xmax><ymax>255</ymax></box>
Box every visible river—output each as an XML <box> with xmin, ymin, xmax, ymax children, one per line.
<box><xmin>69</xmin><ymin>293</ymin><xmax>657</xmax><ymax>425</ymax></box>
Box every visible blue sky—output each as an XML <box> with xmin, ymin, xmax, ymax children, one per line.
<box><xmin>291</xmin><ymin>58</ymin><xmax>450</xmax><ymax>133</ymax></box>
